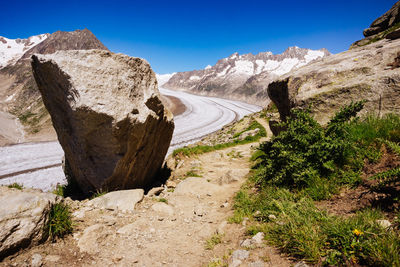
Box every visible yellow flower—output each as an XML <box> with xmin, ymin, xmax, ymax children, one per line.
<box><xmin>352</xmin><ymin>229</ymin><xmax>363</xmax><ymax>236</ymax></box>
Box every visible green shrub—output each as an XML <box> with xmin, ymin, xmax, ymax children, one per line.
<box><xmin>254</xmin><ymin>101</ymin><xmax>364</xmax><ymax>193</ymax></box>
<box><xmin>46</xmin><ymin>202</ymin><xmax>73</xmax><ymax>241</ymax></box>
<box><xmin>7</xmin><ymin>183</ymin><xmax>23</xmax><ymax>190</ymax></box>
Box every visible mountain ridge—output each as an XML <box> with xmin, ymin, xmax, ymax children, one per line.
<box><xmin>163</xmin><ymin>46</ymin><xmax>330</xmax><ymax>105</ymax></box>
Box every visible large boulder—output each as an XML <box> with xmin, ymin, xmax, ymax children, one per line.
<box><xmin>268</xmin><ymin>38</ymin><xmax>400</xmax><ymax>124</ymax></box>
<box><xmin>0</xmin><ymin>186</ymin><xmax>58</xmax><ymax>260</ymax></box>
<box><xmin>31</xmin><ymin>50</ymin><xmax>174</xmax><ymax>193</ymax></box>
<box><xmin>363</xmin><ymin>1</ymin><xmax>400</xmax><ymax>37</ymax></box>
<box><xmin>352</xmin><ymin>1</ymin><xmax>400</xmax><ymax>48</ymax></box>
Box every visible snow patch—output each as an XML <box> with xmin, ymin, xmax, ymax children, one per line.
<box><xmin>217</xmin><ymin>65</ymin><xmax>230</xmax><ymax>77</ymax></box>
<box><xmin>0</xmin><ymin>34</ymin><xmax>48</xmax><ymax>69</ymax></box>
<box><xmin>304</xmin><ymin>50</ymin><xmax>325</xmax><ymax>63</ymax></box>
<box><xmin>205</xmin><ymin>65</ymin><xmax>212</xmax><ymax>70</ymax></box>
<box><xmin>233</xmin><ymin>60</ymin><xmax>254</xmax><ymax>75</ymax></box>
<box><xmin>189</xmin><ymin>75</ymin><xmax>201</xmax><ymax>81</ymax></box>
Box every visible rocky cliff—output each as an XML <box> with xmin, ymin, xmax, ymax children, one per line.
<box><xmin>0</xmin><ymin>29</ymin><xmax>108</xmax><ymax>144</ymax></box>
<box><xmin>163</xmin><ymin>47</ymin><xmax>330</xmax><ymax>106</ymax></box>
<box><xmin>268</xmin><ymin>38</ymin><xmax>400</xmax><ymax>124</ymax></box>
<box><xmin>351</xmin><ymin>1</ymin><xmax>400</xmax><ymax>48</ymax></box>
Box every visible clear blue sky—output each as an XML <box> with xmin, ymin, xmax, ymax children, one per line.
<box><xmin>1</xmin><ymin>0</ymin><xmax>397</xmax><ymax>73</ymax></box>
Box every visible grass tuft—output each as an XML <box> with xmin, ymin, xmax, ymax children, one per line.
<box><xmin>46</xmin><ymin>202</ymin><xmax>73</xmax><ymax>241</ymax></box>
<box><xmin>7</xmin><ymin>183</ymin><xmax>23</xmax><ymax>190</ymax></box>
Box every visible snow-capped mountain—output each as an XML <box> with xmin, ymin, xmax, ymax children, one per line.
<box><xmin>163</xmin><ymin>47</ymin><xmax>330</xmax><ymax>105</ymax></box>
<box><xmin>0</xmin><ymin>34</ymin><xmax>49</xmax><ymax>69</ymax></box>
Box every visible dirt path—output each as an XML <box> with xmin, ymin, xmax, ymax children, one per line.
<box><xmin>1</xmin><ymin>121</ymin><xmax>291</xmax><ymax>267</ymax></box>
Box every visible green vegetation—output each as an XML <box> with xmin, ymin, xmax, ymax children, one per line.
<box><xmin>90</xmin><ymin>189</ymin><xmax>108</xmax><ymax>199</ymax></box>
<box><xmin>185</xmin><ymin>170</ymin><xmax>202</xmax><ymax>177</ymax></box>
<box><xmin>232</xmin><ymin>102</ymin><xmax>400</xmax><ymax>265</ymax></box>
<box><xmin>360</xmin><ymin>22</ymin><xmax>400</xmax><ymax>47</ymax></box>
<box><xmin>7</xmin><ymin>183</ymin><xmax>23</xmax><ymax>190</ymax></box>
<box><xmin>205</xmin><ymin>233</ymin><xmax>224</xmax><ymax>250</ymax></box>
<box><xmin>46</xmin><ymin>202</ymin><xmax>73</xmax><ymax>241</ymax></box>
<box><xmin>158</xmin><ymin>198</ymin><xmax>168</xmax><ymax>204</ymax></box>
<box><xmin>173</xmin><ymin>119</ymin><xmax>266</xmax><ymax>157</ymax></box>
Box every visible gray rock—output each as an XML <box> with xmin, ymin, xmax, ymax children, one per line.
<box><xmin>240</xmin><ymin>238</ymin><xmax>253</xmax><ymax>248</ymax></box>
<box><xmin>268</xmin><ymin>214</ymin><xmax>277</xmax><ymax>220</ymax></box>
<box><xmin>31</xmin><ymin>50</ymin><xmax>174</xmax><ymax>193</ymax></box>
<box><xmin>363</xmin><ymin>1</ymin><xmax>400</xmax><ymax>37</ymax></box>
<box><xmin>151</xmin><ymin>202</ymin><xmax>174</xmax><ymax>216</ymax></box>
<box><xmin>268</xmin><ymin>38</ymin><xmax>400</xmax><ymax>125</ymax></box>
<box><xmin>87</xmin><ymin>189</ymin><xmax>144</xmax><ymax>212</ymax></box>
<box><xmin>377</xmin><ymin>219</ymin><xmax>392</xmax><ymax>228</ymax></box>
<box><xmin>249</xmin><ymin>261</ymin><xmax>265</xmax><ymax>267</ymax></box>
<box><xmin>252</xmin><ymin>232</ymin><xmax>265</xmax><ymax>244</ymax></box>
<box><xmin>294</xmin><ymin>261</ymin><xmax>309</xmax><ymax>267</ymax></box>
<box><xmin>232</xmin><ymin>249</ymin><xmax>250</xmax><ymax>260</ymax></box>
<box><xmin>229</xmin><ymin>258</ymin><xmax>242</xmax><ymax>267</ymax></box>
<box><xmin>77</xmin><ymin>224</ymin><xmax>105</xmax><ymax>254</ymax></box>
<box><xmin>386</xmin><ymin>28</ymin><xmax>400</xmax><ymax>40</ymax></box>
<box><xmin>238</xmin><ymin>128</ymin><xmax>259</xmax><ymax>140</ymax></box>
<box><xmin>31</xmin><ymin>253</ymin><xmax>43</xmax><ymax>267</ymax></box>
<box><xmin>0</xmin><ymin>187</ymin><xmax>58</xmax><ymax>260</ymax></box>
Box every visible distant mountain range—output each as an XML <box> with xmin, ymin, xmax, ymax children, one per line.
<box><xmin>162</xmin><ymin>47</ymin><xmax>330</xmax><ymax>105</ymax></box>
<box><xmin>0</xmin><ymin>29</ymin><xmax>108</xmax><ymax>143</ymax></box>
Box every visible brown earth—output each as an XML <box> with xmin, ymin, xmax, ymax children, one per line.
<box><xmin>317</xmin><ymin>144</ymin><xmax>400</xmax><ymax>219</ymax></box>
<box><xmin>0</xmin><ymin>118</ymin><xmax>293</xmax><ymax>267</ymax></box>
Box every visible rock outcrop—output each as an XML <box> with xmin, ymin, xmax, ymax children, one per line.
<box><xmin>0</xmin><ymin>29</ymin><xmax>109</xmax><ymax>144</ymax></box>
<box><xmin>268</xmin><ymin>38</ymin><xmax>400</xmax><ymax>124</ymax></box>
<box><xmin>351</xmin><ymin>1</ymin><xmax>400</xmax><ymax>48</ymax></box>
<box><xmin>0</xmin><ymin>186</ymin><xmax>58</xmax><ymax>260</ymax></box>
<box><xmin>31</xmin><ymin>50</ymin><xmax>174</xmax><ymax>193</ymax></box>
<box><xmin>163</xmin><ymin>47</ymin><xmax>330</xmax><ymax>106</ymax></box>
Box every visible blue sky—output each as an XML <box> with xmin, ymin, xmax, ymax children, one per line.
<box><xmin>1</xmin><ymin>0</ymin><xmax>397</xmax><ymax>73</ymax></box>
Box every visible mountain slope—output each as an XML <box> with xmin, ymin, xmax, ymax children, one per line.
<box><xmin>0</xmin><ymin>29</ymin><xmax>109</xmax><ymax>144</ymax></box>
<box><xmin>163</xmin><ymin>47</ymin><xmax>330</xmax><ymax>105</ymax></box>
<box><xmin>0</xmin><ymin>34</ymin><xmax>49</xmax><ymax>69</ymax></box>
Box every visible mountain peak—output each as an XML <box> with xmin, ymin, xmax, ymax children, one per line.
<box><xmin>163</xmin><ymin>46</ymin><xmax>330</xmax><ymax>105</ymax></box>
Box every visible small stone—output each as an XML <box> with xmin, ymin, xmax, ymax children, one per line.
<box><xmin>147</xmin><ymin>187</ymin><xmax>164</xmax><ymax>197</ymax></box>
<box><xmin>31</xmin><ymin>253</ymin><xmax>42</xmax><ymax>267</ymax></box>
<box><xmin>220</xmin><ymin>202</ymin><xmax>229</xmax><ymax>208</ymax></box>
<box><xmin>152</xmin><ymin>202</ymin><xmax>174</xmax><ymax>216</ymax></box>
<box><xmin>216</xmin><ymin>221</ymin><xmax>227</xmax><ymax>234</ymax></box>
<box><xmin>252</xmin><ymin>232</ymin><xmax>265</xmax><ymax>244</ymax></box>
<box><xmin>150</xmin><ymin>228</ymin><xmax>156</xmax><ymax>233</ymax></box>
<box><xmin>44</xmin><ymin>255</ymin><xmax>60</xmax><ymax>262</ymax></box>
<box><xmin>230</xmin><ymin>258</ymin><xmax>242</xmax><ymax>267</ymax></box>
<box><xmin>166</xmin><ymin>180</ymin><xmax>177</xmax><ymax>188</ymax></box>
<box><xmin>249</xmin><ymin>261</ymin><xmax>265</xmax><ymax>267</ymax></box>
<box><xmin>242</xmin><ymin>217</ymin><xmax>249</xmax><ymax>226</ymax></box>
<box><xmin>294</xmin><ymin>261</ymin><xmax>309</xmax><ymax>267</ymax></box>
<box><xmin>72</xmin><ymin>209</ymin><xmax>85</xmax><ymax>219</ymax></box>
<box><xmin>240</xmin><ymin>238</ymin><xmax>253</xmax><ymax>248</ymax></box>
<box><xmin>268</xmin><ymin>214</ymin><xmax>277</xmax><ymax>220</ymax></box>
<box><xmin>194</xmin><ymin>206</ymin><xmax>206</xmax><ymax>216</ymax></box>
<box><xmin>377</xmin><ymin>219</ymin><xmax>392</xmax><ymax>228</ymax></box>
<box><xmin>232</xmin><ymin>249</ymin><xmax>250</xmax><ymax>260</ymax></box>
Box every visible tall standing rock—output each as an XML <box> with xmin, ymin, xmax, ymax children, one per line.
<box><xmin>31</xmin><ymin>50</ymin><xmax>174</xmax><ymax>193</ymax></box>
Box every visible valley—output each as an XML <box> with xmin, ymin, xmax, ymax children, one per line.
<box><xmin>0</xmin><ymin>88</ymin><xmax>261</xmax><ymax>191</ymax></box>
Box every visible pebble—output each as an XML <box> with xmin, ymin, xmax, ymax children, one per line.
<box><xmin>232</xmin><ymin>249</ymin><xmax>250</xmax><ymax>260</ymax></box>
<box><xmin>31</xmin><ymin>254</ymin><xmax>42</xmax><ymax>267</ymax></box>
